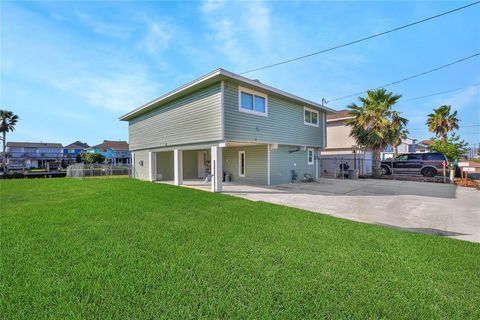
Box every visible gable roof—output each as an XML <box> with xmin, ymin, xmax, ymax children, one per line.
<box><xmin>6</xmin><ymin>142</ymin><xmax>63</xmax><ymax>148</ymax></box>
<box><xmin>92</xmin><ymin>140</ymin><xmax>129</xmax><ymax>150</ymax></box>
<box><xmin>65</xmin><ymin>141</ymin><xmax>90</xmax><ymax>149</ymax></box>
<box><xmin>120</xmin><ymin>68</ymin><xmax>336</xmax><ymax>121</ymax></box>
<box><xmin>327</xmin><ymin>109</ymin><xmax>353</xmax><ymax>122</ymax></box>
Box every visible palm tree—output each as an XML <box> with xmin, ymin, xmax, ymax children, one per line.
<box><xmin>390</xmin><ymin>111</ymin><xmax>409</xmax><ymax>157</ymax></box>
<box><xmin>0</xmin><ymin>110</ymin><xmax>19</xmax><ymax>168</ymax></box>
<box><xmin>346</xmin><ymin>89</ymin><xmax>402</xmax><ymax>178</ymax></box>
<box><xmin>391</xmin><ymin>128</ymin><xmax>409</xmax><ymax>157</ymax></box>
<box><xmin>426</xmin><ymin>105</ymin><xmax>459</xmax><ymax>142</ymax></box>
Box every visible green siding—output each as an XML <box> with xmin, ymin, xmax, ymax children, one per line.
<box><xmin>156</xmin><ymin>151</ymin><xmax>174</xmax><ymax>181</ymax></box>
<box><xmin>129</xmin><ymin>83</ymin><xmax>222</xmax><ymax>151</ymax></box>
<box><xmin>182</xmin><ymin>149</ymin><xmax>210</xmax><ymax>179</ymax></box>
<box><xmin>224</xmin><ymin>81</ymin><xmax>325</xmax><ymax>147</ymax></box>
<box><xmin>132</xmin><ymin>150</ymin><xmax>150</xmax><ymax>181</ymax></box>
<box><xmin>223</xmin><ymin>145</ymin><xmax>267</xmax><ymax>185</ymax></box>
<box><xmin>182</xmin><ymin>150</ymin><xmax>197</xmax><ymax>179</ymax></box>
<box><xmin>270</xmin><ymin>146</ymin><xmax>317</xmax><ymax>185</ymax></box>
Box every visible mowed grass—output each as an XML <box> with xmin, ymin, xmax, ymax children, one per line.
<box><xmin>1</xmin><ymin>178</ymin><xmax>479</xmax><ymax>319</ymax></box>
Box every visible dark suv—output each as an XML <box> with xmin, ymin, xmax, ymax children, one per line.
<box><xmin>381</xmin><ymin>152</ymin><xmax>447</xmax><ymax>177</ymax></box>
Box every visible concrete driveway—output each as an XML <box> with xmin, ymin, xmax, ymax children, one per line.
<box><xmin>220</xmin><ymin>179</ymin><xmax>480</xmax><ymax>243</ymax></box>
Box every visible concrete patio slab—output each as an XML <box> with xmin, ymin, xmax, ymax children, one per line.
<box><xmin>217</xmin><ymin>179</ymin><xmax>479</xmax><ymax>243</ymax></box>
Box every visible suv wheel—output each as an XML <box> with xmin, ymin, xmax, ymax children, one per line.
<box><xmin>381</xmin><ymin>165</ymin><xmax>391</xmax><ymax>175</ymax></box>
<box><xmin>422</xmin><ymin>167</ymin><xmax>436</xmax><ymax>177</ymax></box>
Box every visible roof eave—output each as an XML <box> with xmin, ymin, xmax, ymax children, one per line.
<box><xmin>120</xmin><ymin>68</ymin><xmax>336</xmax><ymax>121</ymax></box>
<box><xmin>119</xmin><ymin>69</ymin><xmax>223</xmax><ymax>121</ymax></box>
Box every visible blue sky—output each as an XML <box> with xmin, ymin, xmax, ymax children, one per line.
<box><xmin>1</xmin><ymin>0</ymin><xmax>479</xmax><ymax>146</ymax></box>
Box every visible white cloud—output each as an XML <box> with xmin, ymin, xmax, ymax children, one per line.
<box><xmin>439</xmin><ymin>85</ymin><xmax>480</xmax><ymax>110</ymax></box>
<box><xmin>243</xmin><ymin>1</ymin><xmax>271</xmax><ymax>39</ymax></box>
<box><xmin>56</xmin><ymin>110</ymin><xmax>88</xmax><ymax>120</ymax></box>
<box><xmin>200</xmin><ymin>1</ymin><xmax>271</xmax><ymax>69</ymax></box>
<box><xmin>141</xmin><ymin>23</ymin><xmax>172</xmax><ymax>54</ymax></box>
<box><xmin>52</xmin><ymin>73</ymin><xmax>161</xmax><ymax>113</ymax></box>
<box><xmin>78</xmin><ymin>13</ymin><xmax>132</xmax><ymax>39</ymax></box>
<box><xmin>201</xmin><ymin>0</ymin><xmax>224</xmax><ymax>13</ymax></box>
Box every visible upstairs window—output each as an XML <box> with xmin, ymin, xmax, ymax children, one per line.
<box><xmin>304</xmin><ymin>107</ymin><xmax>319</xmax><ymax>127</ymax></box>
<box><xmin>239</xmin><ymin>86</ymin><xmax>268</xmax><ymax>116</ymax></box>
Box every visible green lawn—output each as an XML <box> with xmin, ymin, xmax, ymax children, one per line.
<box><xmin>1</xmin><ymin>178</ymin><xmax>479</xmax><ymax>319</ymax></box>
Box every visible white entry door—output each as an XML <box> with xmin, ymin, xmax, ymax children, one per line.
<box><xmin>198</xmin><ymin>151</ymin><xmax>207</xmax><ymax>178</ymax></box>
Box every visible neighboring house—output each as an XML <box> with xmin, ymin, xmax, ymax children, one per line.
<box><xmin>322</xmin><ymin>110</ymin><xmax>373</xmax><ymax>176</ymax></box>
<box><xmin>120</xmin><ymin>68</ymin><xmax>334</xmax><ymax>192</ymax></box>
<box><xmin>381</xmin><ymin>138</ymin><xmax>417</xmax><ymax>160</ymax></box>
<box><xmin>415</xmin><ymin>139</ymin><xmax>433</xmax><ymax>153</ymax></box>
<box><xmin>88</xmin><ymin>140</ymin><xmax>131</xmax><ymax>166</ymax></box>
<box><xmin>6</xmin><ymin>142</ymin><xmax>64</xmax><ymax>169</ymax></box>
<box><xmin>63</xmin><ymin>141</ymin><xmax>90</xmax><ymax>164</ymax></box>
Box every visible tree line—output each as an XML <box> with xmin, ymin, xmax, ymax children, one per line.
<box><xmin>345</xmin><ymin>89</ymin><xmax>468</xmax><ymax>178</ymax></box>
<box><xmin>1</xmin><ymin>91</ymin><xmax>471</xmax><ymax>175</ymax></box>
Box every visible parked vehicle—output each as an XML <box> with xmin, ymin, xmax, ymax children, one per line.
<box><xmin>381</xmin><ymin>152</ymin><xmax>447</xmax><ymax>177</ymax></box>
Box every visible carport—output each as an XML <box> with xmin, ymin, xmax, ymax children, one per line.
<box><xmin>148</xmin><ymin>145</ymin><xmax>224</xmax><ymax>192</ymax></box>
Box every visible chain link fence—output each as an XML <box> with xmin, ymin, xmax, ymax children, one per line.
<box><xmin>320</xmin><ymin>156</ymin><xmax>373</xmax><ymax>179</ymax></box>
<box><xmin>66</xmin><ymin>163</ymin><xmax>131</xmax><ymax>179</ymax></box>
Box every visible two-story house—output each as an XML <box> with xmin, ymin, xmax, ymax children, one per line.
<box><xmin>6</xmin><ymin>142</ymin><xmax>64</xmax><ymax>169</ymax></box>
<box><xmin>88</xmin><ymin>140</ymin><xmax>131</xmax><ymax>166</ymax></box>
<box><xmin>120</xmin><ymin>68</ymin><xmax>334</xmax><ymax>192</ymax></box>
<box><xmin>63</xmin><ymin>141</ymin><xmax>90</xmax><ymax>165</ymax></box>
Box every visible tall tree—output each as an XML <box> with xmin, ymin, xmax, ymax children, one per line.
<box><xmin>426</xmin><ymin>105</ymin><xmax>459</xmax><ymax>142</ymax></box>
<box><xmin>346</xmin><ymin>89</ymin><xmax>403</xmax><ymax>178</ymax></box>
<box><xmin>0</xmin><ymin>110</ymin><xmax>19</xmax><ymax>168</ymax></box>
<box><xmin>429</xmin><ymin>133</ymin><xmax>468</xmax><ymax>162</ymax></box>
<box><xmin>390</xmin><ymin>111</ymin><xmax>409</xmax><ymax>157</ymax></box>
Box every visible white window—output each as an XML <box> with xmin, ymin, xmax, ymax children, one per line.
<box><xmin>307</xmin><ymin>148</ymin><xmax>314</xmax><ymax>165</ymax></box>
<box><xmin>238</xmin><ymin>86</ymin><xmax>268</xmax><ymax>116</ymax></box>
<box><xmin>304</xmin><ymin>107</ymin><xmax>319</xmax><ymax>127</ymax></box>
<box><xmin>239</xmin><ymin>151</ymin><xmax>246</xmax><ymax>177</ymax></box>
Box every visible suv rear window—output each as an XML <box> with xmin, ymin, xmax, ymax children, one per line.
<box><xmin>424</xmin><ymin>153</ymin><xmax>445</xmax><ymax>160</ymax></box>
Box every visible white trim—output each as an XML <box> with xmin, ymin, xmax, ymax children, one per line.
<box><xmin>211</xmin><ymin>146</ymin><xmax>223</xmax><ymax>192</ymax></box>
<box><xmin>238</xmin><ymin>86</ymin><xmax>268</xmax><ymax>117</ymax></box>
<box><xmin>131</xmin><ymin>152</ymin><xmax>135</xmax><ymax>178</ymax></box>
<box><xmin>326</xmin><ymin>116</ymin><xmax>354</xmax><ymax>123</ymax></box>
<box><xmin>267</xmin><ymin>145</ymin><xmax>271</xmax><ymax>186</ymax></box>
<box><xmin>239</xmin><ymin>151</ymin><xmax>246</xmax><ymax>177</ymax></box>
<box><xmin>307</xmin><ymin>148</ymin><xmax>314</xmax><ymax>165</ymax></box>
<box><xmin>315</xmin><ymin>150</ymin><xmax>319</xmax><ymax>180</ymax></box>
<box><xmin>220</xmin><ymin>80</ymin><xmax>225</xmax><ymax>140</ymax></box>
<box><xmin>148</xmin><ymin>151</ymin><xmax>156</xmax><ymax>182</ymax></box>
<box><xmin>304</xmin><ymin>106</ymin><xmax>319</xmax><ymax>127</ymax></box>
<box><xmin>120</xmin><ymin>68</ymin><xmax>335</xmax><ymax>121</ymax></box>
<box><xmin>322</xmin><ymin>112</ymin><xmax>327</xmax><ymax>149</ymax></box>
<box><xmin>173</xmin><ymin>149</ymin><xmax>183</xmax><ymax>185</ymax></box>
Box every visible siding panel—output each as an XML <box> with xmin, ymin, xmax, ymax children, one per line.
<box><xmin>132</xmin><ymin>150</ymin><xmax>150</xmax><ymax>181</ymax></box>
<box><xmin>224</xmin><ymin>81</ymin><xmax>325</xmax><ymax>147</ymax></box>
<box><xmin>270</xmin><ymin>146</ymin><xmax>317</xmax><ymax>185</ymax></box>
<box><xmin>129</xmin><ymin>83</ymin><xmax>222</xmax><ymax>150</ymax></box>
<box><xmin>223</xmin><ymin>145</ymin><xmax>267</xmax><ymax>185</ymax></box>
<box><xmin>156</xmin><ymin>151</ymin><xmax>174</xmax><ymax>181</ymax></box>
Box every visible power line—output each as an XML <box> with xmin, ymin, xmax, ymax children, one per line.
<box><xmin>239</xmin><ymin>1</ymin><xmax>480</xmax><ymax>75</ymax></box>
<box><xmin>403</xmin><ymin>84</ymin><xmax>480</xmax><ymax>101</ymax></box>
<box><xmin>408</xmin><ymin>124</ymin><xmax>480</xmax><ymax>131</ymax></box>
<box><xmin>327</xmin><ymin>52</ymin><xmax>480</xmax><ymax>102</ymax></box>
